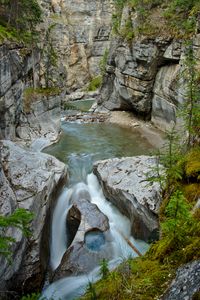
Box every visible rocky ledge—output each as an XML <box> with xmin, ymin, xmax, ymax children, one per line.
<box><xmin>93</xmin><ymin>156</ymin><xmax>162</xmax><ymax>242</ymax></box>
<box><xmin>0</xmin><ymin>140</ymin><xmax>67</xmax><ymax>296</ymax></box>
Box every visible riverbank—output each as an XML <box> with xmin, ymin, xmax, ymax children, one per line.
<box><xmin>107</xmin><ymin>111</ymin><xmax>165</xmax><ymax>149</ymax></box>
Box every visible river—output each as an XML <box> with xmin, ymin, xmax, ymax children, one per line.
<box><xmin>41</xmin><ymin>118</ymin><xmax>154</xmax><ymax>299</ymax></box>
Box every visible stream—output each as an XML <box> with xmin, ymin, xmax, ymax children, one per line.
<box><xmin>41</xmin><ymin>117</ymin><xmax>154</xmax><ymax>300</ymax></box>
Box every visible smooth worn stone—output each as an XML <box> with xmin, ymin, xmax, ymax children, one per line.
<box><xmin>52</xmin><ymin>182</ymin><xmax>112</xmax><ymax>281</ymax></box>
<box><xmin>0</xmin><ymin>140</ymin><xmax>68</xmax><ymax>296</ymax></box>
<box><xmin>93</xmin><ymin>156</ymin><xmax>162</xmax><ymax>242</ymax></box>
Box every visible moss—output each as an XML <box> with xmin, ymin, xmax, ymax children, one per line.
<box><xmin>0</xmin><ymin>24</ymin><xmax>36</xmax><ymax>44</ymax></box>
<box><xmin>23</xmin><ymin>87</ymin><xmax>61</xmax><ymax>113</ymax></box>
<box><xmin>182</xmin><ymin>183</ymin><xmax>200</xmax><ymax>204</ymax></box>
<box><xmin>184</xmin><ymin>147</ymin><xmax>200</xmax><ymax>179</ymax></box>
<box><xmin>87</xmin><ymin>76</ymin><xmax>102</xmax><ymax>92</ymax></box>
<box><xmin>82</xmin><ymin>258</ymin><xmax>174</xmax><ymax>300</ymax></box>
<box><xmin>193</xmin><ymin>290</ymin><xmax>200</xmax><ymax>300</ymax></box>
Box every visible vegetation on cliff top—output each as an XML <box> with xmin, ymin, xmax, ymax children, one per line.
<box><xmin>0</xmin><ymin>0</ymin><xmax>42</xmax><ymax>43</ymax></box>
<box><xmin>112</xmin><ymin>0</ymin><xmax>200</xmax><ymax>40</ymax></box>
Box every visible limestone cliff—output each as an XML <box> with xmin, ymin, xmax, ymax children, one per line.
<box><xmin>96</xmin><ymin>5</ymin><xmax>200</xmax><ymax>131</ymax></box>
<box><xmin>0</xmin><ymin>44</ymin><xmax>61</xmax><ymax>148</ymax></box>
<box><xmin>0</xmin><ymin>140</ymin><xmax>67</xmax><ymax>296</ymax></box>
<box><xmin>39</xmin><ymin>0</ymin><xmax>114</xmax><ymax>92</ymax></box>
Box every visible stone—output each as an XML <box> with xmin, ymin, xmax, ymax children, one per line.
<box><xmin>161</xmin><ymin>260</ymin><xmax>200</xmax><ymax>300</ymax></box>
<box><xmin>40</xmin><ymin>0</ymin><xmax>113</xmax><ymax>92</ymax></box>
<box><xmin>96</xmin><ymin>30</ymin><xmax>171</xmax><ymax>117</ymax></box>
<box><xmin>16</xmin><ymin>94</ymin><xmax>62</xmax><ymax>150</ymax></box>
<box><xmin>0</xmin><ymin>140</ymin><xmax>67</xmax><ymax>296</ymax></box>
<box><xmin>163</xmin><ymin>41</ymin><xmax>182</xmax><ymax>61</ymax></box>
<box><xmin>151</xmin><ymin>64</ymin><xmax>180</xmax><ymax>130</ymax></box>
<box><xmin>93</xmin><ymin>156</ymin><xmax>162</xmax><ymax>242</ymax></box>
<box><xmin>52</xmin><ymin>182</ymin><xmax>112</xmax><ymax>280</ymax></box>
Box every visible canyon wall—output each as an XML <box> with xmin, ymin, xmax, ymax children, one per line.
<box><xmin>40</xmin><ymin>0</ymin><xmax>114</xmax><ymax>92</ymax></box>
<box><xmin>96</xmin><ymin>5</ymin><xmax>200</xmax><ymax>131</ymax></box>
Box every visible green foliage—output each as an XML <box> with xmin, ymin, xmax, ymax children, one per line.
<box><xmin>99</xmin><ymin>49</ymin><xmax>109</xmax><ymax>75</ymax></box>
<box><xmin>0</xmin><ymin>0</ymin><xmax>42</xmax><ymax>43</ymax></box>
<box><xmin>82</xmin><ymin>258</ymin><xmax>173</xmax><ymax>300</ymax></box>
<box><xmin>0</xmin><ymin>208</ymin><xmax>34</xmax><ymax>261</ymax></box>
<box><xmin>87</xmin><ymin>76</ymin><xmax>102</xmax><ymax>92</ymax></box>
<box><xmin>182</xmin><ymin>147</ymin><xmax>200</xmax><ymax>179</ymax></box>
<box><xmin>112</xmin><ymin>0</ymin><xmax>200</xmax><ymax>41</ymax></box>
<box><xmin>42</xmin><ymin>24</ymin><xmax>58</xmax><ymax>88</ymax></box>
<box><xmin>86</xmin><ymin>282</ymin><xmax>97</xmax><ymax>300</ymax></box>
<box><xmin>20</xmin><ymin>292</ymin><xmax>41</xmax><ymax>300</ymax></box>
<box><xmin>179</xmin><ymin>44</ymin><xmax>200</xmax><ymax>147</ymax></box>
<box><xmin>99</xmin><ymin>259</ymin><xmax>109</xmax><ymax>279</ymax></box>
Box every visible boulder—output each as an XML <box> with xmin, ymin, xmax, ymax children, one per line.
<box><xmin>93</xmin><ymin>156</ymin><xmax>162</xmax><ymax>242</ymax></box>
<box><xmin>0</xmin><ymin>140</ymin><xmax>67</xmax><ymax>296</ymax></box>
<box><xmin>161</xmin><ymin>260</ymin><xmax>200</xmax><ymax>300</ymax></box>
<box><xmin>52</xmin><ymin>183</ymin><xmax>112</xmax><ymax>281</ymax></box>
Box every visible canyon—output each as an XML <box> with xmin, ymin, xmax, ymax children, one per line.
<box><xmin>0</xmin><ymin>0</ymin><xmax>200</xmax><ymax>299</ymax></box>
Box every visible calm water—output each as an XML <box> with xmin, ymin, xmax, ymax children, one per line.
<box><xmin>44</xmin><ymin>121</ymin><xmax>154</xmax><ymax>184</ymax></box>
<box><xmin>66</xmin><ymin>99</ymin><xmax>94</xmax><ymax>111</ymax></box>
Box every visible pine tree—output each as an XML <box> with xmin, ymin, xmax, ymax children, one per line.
<box><xmin>0</xmin><ymin>208</ymin><xmax>34</xmax><ymax>261</ymax></box>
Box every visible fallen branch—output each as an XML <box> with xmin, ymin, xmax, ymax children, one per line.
<box><xmin>117</xmin><ymin>229</ymin><xmax>142</xmax><ymax>257</ymax></box>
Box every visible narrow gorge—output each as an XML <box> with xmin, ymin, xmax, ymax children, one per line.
<box><xmin>0</xmin><ymin>0</ymin><xmax>200</xmax><ymax>300</ymax></box>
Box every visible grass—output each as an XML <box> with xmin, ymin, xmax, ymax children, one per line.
<box><xmin>23</xmin><ymin>87</ymin><xmax>61</xmax><ymax>113</ymax></box>
<box><xmin>87</xmin><ymin>76</ymin><xmax>102</xmax><ymax>92</ymax></box>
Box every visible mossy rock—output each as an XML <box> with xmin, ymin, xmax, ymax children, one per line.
<box><xmin>182</xmin><ymin>183</ymin><xmax>200</xmax><ymax>204</ymax></box>
<box><xmin>183</xmin><ymin>147</ymin><xmax>200</xmax><ymax>180</ymax></box>
<box><xmin>23</xmin><ymin>87</ymin><xmax>61</xmax><ymax>113</ymax></box>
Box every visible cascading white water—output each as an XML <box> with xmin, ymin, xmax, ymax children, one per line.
<box><xmin>87</xmin><ymin>174</ymin><xmax>148</xmax><ymax>258</ymax></box>
<box><xmin>50</xmin><ymin>188</ymin><xmax>73</xmax><ymax>270</ymax></box>
<box><xmin>42</xmin><ymin>173</ymin><xmax>148</xmax><ymax>300</ymax></box>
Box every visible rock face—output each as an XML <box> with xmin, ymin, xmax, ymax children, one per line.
<box><xmin>93</xmin><ymin>156</ymin><xmax>162</xmax><ymax>242</ymax></box>
<box><xmin>161</xmin><ymin>260</ymin><xmax>200</xmax><ymax>300</ymax></box>
<box><xmin>0</xmin><ymin>45</ymin><xmax>38</xmax><ymax>140</ymax></box>
<box><xmin>16</xmin><ymin>93</ymin><xmax>62</xmax><ymax>150</ymax></box>
<box><xmin>53</xmin><ymin>182</ymin><xmax>112</xmax><ymax>281</ymax></box>
<box><xmin>40</xmin><ymin>0</ymin><xmax>113</xmax><ymax>92</ymax></box>
<box><xmin>0</xmin><ymin>140</ymin><xmax>67</xmax><ymax>296</ymax></box>
<box><xmin>95</xmin><ymin>4</ymin><xmax>200</xmax><ymax>130</ymax></box>
<box><xmin>97</xmin><ymin>36</ymin><xmax>171</xmax><ymax>118</ymax></box>
<box><xmin>0</xmin><ymin>44</ymin><xmax>61</xmax><ymax>147</ymax></box>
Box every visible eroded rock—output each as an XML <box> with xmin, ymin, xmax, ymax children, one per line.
<box><xmin>0</xmin><ymin>140</ymin><xmax>67</xmax><ymax>296</ymax></box>
<box><xmin>52</xmin><ymin>183</ymin><xmax>112</xmax><ymax>281</ymax></box>
<box><xmin>93</xmin><ymin>156</ymin><xmax>162</xmax><ymax>242</ymax></box>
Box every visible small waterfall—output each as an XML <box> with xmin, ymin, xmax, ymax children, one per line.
<box><xmin>50</xmin><ymin>188</ymin><xmax>72</xmax><ymax>270</ymax></box>
<box><xmin>42</xmin><ymin>173</ymin><xmax>148</xmax><ymax>300</ymax></box>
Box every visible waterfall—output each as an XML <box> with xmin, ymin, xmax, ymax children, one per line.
<box><xmin>42</xmin><ymin>173</ymin><xmax>148</xmax><ymax>300</ymax></box>
<box><xmin>50</xmin><ymin>188</ymin><xmax>73</xmax><ymax>270</ymax></box>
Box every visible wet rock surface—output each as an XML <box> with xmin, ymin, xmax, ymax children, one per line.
<box><xmin>52</xmin><ymin>184</ymin><xmax>112</xmax><ymax>281</ymax></box>
<box><xmin>161</xmin><ymin>260</ymin><xmax>200</xmax><ymax>300</ymax></box>
<box><xmin>0</xmin><ymin>140</ymin><xmax>67</xmax><ymax>296</ymax></box>
<box><xmin>93</xmin><ymin>156</ymin><xmax>162</xmax><ymax>242</ymax></box>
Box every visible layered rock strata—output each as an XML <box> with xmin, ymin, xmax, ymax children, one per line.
<box><xmin>95</xmin><ymin>5</ymin><xmax>200</xmax><ymax>131</ymax></box>
<box><xmin>93</xmin><ymin>156</ymin><xmax>162</xmax><ymax>242</ymax></box>
<box><xmin>40</xmin><ymin>0</ymin><xmax>114</xmax><ymax>92</ymax></box>
<box><xmin>0</xmin><ymin>140</ymin><xmax>67</xmax><ymax>296</ymax></box>
<box><xmin>0</xmin><ymin>44</ymin><xmax>61</xmax><ymax>148</ymax></box>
